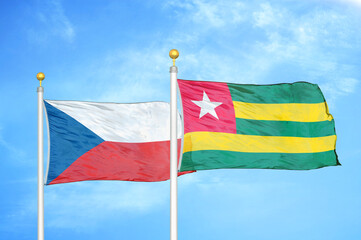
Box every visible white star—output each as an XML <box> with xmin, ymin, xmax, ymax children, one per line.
<box><xmin>191</xmin><ymin>91</ymin><xmax>223</xmax><ymax>119</ymax></box>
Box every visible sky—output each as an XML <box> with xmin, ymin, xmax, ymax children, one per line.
<box><xmin>1</xmin><ymin>0</ymin><xmax>361</xmax><ymax>239</ymax></box>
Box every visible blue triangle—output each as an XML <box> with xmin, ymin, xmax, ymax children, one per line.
<box><xmin>44</xmin><ymin>101</ymin><xmax>105</xmax><ymax>184</ymax></box>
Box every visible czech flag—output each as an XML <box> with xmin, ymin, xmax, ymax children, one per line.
<box><xmin>44</xmin><ymin>100</ymin><xmax>188</xmax><ymax>185</ymax></box>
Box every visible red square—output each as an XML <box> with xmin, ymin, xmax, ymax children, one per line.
<box><xmin>178</xmin><ymin>79</ymin><xmax>237</xmax><ymax>134</ymax></box>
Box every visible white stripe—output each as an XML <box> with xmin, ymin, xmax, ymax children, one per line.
<box><xmin>45</xmin><ymin>100</ymin><xmax>182</xmax><ymax>143</ymax></box>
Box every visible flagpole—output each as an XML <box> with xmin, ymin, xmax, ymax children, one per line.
<box><xmin>37</xmin><ymin>72</ymin><xmax>45</xmax><ymax>240</ymax></box>
<box><xmin>169</xmin><ymin>49</ymin><xmax>179</xmax><ymax>240</ymax></box>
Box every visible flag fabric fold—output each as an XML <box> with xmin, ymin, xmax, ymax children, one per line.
<box><xmin>44</xmin><ymin>100</ymin><xmax>188</xmax><ymax>185</ymax></box>
<box><xmin>177</xmin><ymin>79</ymin><xmax>339</xmax><ymax>172</ymax></box>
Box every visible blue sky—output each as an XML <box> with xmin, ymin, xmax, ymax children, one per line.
<box><xmin>1</xmin><ymin>0</ymin><xmax>361</xmax><ymax>239</ymax></box>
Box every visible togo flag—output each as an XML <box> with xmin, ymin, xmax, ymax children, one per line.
<box><xmin>177</xmin><ymin>79</ymin><xmax>340</xmax><ymax>172</ymax></box>
<box><xmin>44</xmin><ymin>100</ymin><xmax>186</xmax><ymax>185</ymax></box>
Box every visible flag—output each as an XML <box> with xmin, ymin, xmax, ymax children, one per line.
<box><xmin>44</xmin><ymin>100</ymin><xmax>188</xmax><ymax>185</ymax></box>
<box><xmin>177</xmin><ymin>79</ymin><xmax>339</xmax><ymax>171</ymax></box>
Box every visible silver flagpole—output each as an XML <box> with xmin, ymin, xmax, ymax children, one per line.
<box><xmin>169</xmin><ymin>49</ymin><xmax>179</xmax><ymax>240</ymax></box>
<box><xmin>37</xmin><ymin>72</ymin><xmax>45</xmax><ymax>240</ymax></box>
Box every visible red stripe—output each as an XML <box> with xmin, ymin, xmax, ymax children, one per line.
<box><xmin>48</xmin><ymin>140</ymin><xmax>192</xmax><ymax>185</ymax></box>
<box><xmin>178</xmin><ymin>79</ymin><xmax>236</xmax><ymax>134</ymax></box>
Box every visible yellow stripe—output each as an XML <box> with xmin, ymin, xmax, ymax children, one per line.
<box><xmin>183</xmin><ymin>132</ymin><xmax>336</xmax><ymax>153</ymax></box>
<box><xmin>233</xmin><ymin>101</ymin><xmax>333</xmax><ymax>122</ymax></box>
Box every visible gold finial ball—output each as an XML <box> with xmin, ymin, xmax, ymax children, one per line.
<box><xmin>36</xmin><ymin>72</ymin><xmax>45</xmax><ymax>81</ymax></box>
<box><xmin>169</xmin><ymin>49</ymin><xmax>179</xmax><ymax>60</ymax></box>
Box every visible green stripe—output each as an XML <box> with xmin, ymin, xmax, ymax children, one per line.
<box><xmin>180</xmin><ymin>150</ymin><xmax>339</xmax><ymax>171</ymax></box>
<box><xmin>228</xmin><ymin>82</ymin><xmax>325</xmax><ymax>103</ymax></box>
<box><xmin>236</xmin><ymin>118</ymin><xmax>336</xmax><ymax>137</ymax></box>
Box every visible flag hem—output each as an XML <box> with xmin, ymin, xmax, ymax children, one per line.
<box><xmin>177</xmin><ymin>80</ymin><xmax>185</xmax><ymax>171</ymax></box>
<box><xmin>44</xmin><ymin>100</ymin><xmax>51</xmax><ymax>186</ymax></box>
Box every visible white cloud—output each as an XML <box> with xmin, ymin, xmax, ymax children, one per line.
<box><xmin>44</xmin><ymin>182</ymin><xmax>168</xmax><ymax>229</ymax></box>
<box><xmin>179</xmin><ymin>49</ymin><xmax>268</xmax><ymax>84</ymax></box>
<box><xmin>333</xmin><ymin>0</ymin><xmax>361</xmax><ymax>7</ymax></box>
<box><xmin>165</xmin><ymin>0</ymin><xmax>246</xmax><ymax>28</ymax></box>
<box><xmin>83</xmin><ymin>47</ymin><xmax>172</xmax><ymax>103</ymax></box>
<box><xmin>338</xmin><ymin>78</ymin><xmax>359</xmax><ymax>93</ymax></box>
<box><xmin>8</xmin><ymin>181</ymin><xmax>169</xmax><ymax>230</ymax></box>
<box><xmin>253</xmin><ymin>2</ymin><xmax>284</xmax><ymax>28</ymax></box>
<box><xmin>0</xmin><ymin>127</ymin><xmax>26</xmax><ymax>161</ymax></box>
<box><xmin>248</xmin><ymin>3</ymin><xmax>360</xmax><ymax>106</ymax></box>
<box><xmin>178</xmin><ymin>170</ymin><xmax>295</xmax><ymax>223</ymax></box>
<box><xmin>87</xmin><ymin>1</ymin><xmax>360</xmax><ymax>107</ymax></box>
<box><xmin>53</xmin><ymin>1</ymin><xmax>359</xmax><ymax>107</ymax></box>
<box><xmin>320</xmin><ymin>77</ymin><xmax>359</xmax><ymax>106</ymax></box>
<box><xmin>29</xmin><ymin>0</ymin><xmax>75</xmax><ymax>43</ymax></box>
